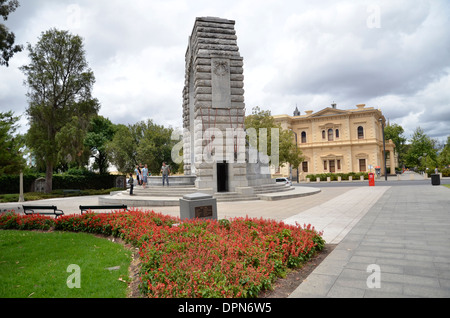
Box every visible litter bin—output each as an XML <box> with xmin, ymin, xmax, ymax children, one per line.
<box><xmin>431</xmin><ymin>174</ymin><xmax>440</xmax><ymax>186</ymax></box>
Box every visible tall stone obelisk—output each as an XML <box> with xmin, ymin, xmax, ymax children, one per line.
<box><xmin>182</xmin><ymin>17</ymin><xmax>248</xmax><ymax>193</ymax></box>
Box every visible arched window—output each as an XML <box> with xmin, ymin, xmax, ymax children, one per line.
<box><xmin>358</xmin><ymin>126</ymin><xmax>364</xmax><ymax>139</ymax></box>
<box><xmin>328</xmin><ymin>128</ymin><xmax>333</xmax><ymax>141</ymax></box>
<box><xmin>322</xmin><ymin>130</ymin><xmax>326</xmax><ymax>139</ymax></box>
<box><xmin>301</xmin><ymin>131</ymin><xmax>307</xmax><ymax>143</ymax></box>
<box><xmin>335</xmin><ymin>129</ymin><xmax>340</xmax><ymax>138</ymax></box>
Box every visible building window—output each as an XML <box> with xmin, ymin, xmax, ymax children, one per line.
<box><xmin>302</xmin><ymin>161</ymin><xmax>308</xmax><ymax>172</ymax></box>
<box><xmin>335</xmin><ymin>129</ymin><xmax>340</xmax><ymax>138</ymax></box>
<box><xmin>324</xmin><ymin>160</ymin><xmax>327</xmax><ymax>170</ymax></box>
<box><xmin>329</xmin><ymin>160</ymin><xmax>335</xmax><ymax>173</ymax></box>
<box><xmin>358</xmin><ymin>126</ymin><xmax>364</xmax><ymax>139</ymax></box>
<box><xmin>322</xmin><ymin>130</ymin><xmax>326</xmax><ymax>139</ymax></box>
<box><xmin>328</xmin><ymin>129</ymin><xmax>333</xmax><ymax>141</ymax></box>
<box><xmin>359</xmin><ymin>159</ymin><xmax>366</xmax><ymax>172</ymax></box>
<box><xmin>301</xmin><ymin>131</ymin><xmax>307</xmax><ymax>143</ymax></box>
<box><xmin>337</xmin><ymin>159</ymin><xmax>341</xmax><ymax>170</ymax></box>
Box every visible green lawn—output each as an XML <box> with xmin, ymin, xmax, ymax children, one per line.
<box><xmin>444</xmin><ymin>184</ymin><xmax>450</xmax><ymax>189</ymax></box>
<box><xmin>0</xmin><ymin>230</ymin><xmax>132</xmax><ymax>298</ymax></box>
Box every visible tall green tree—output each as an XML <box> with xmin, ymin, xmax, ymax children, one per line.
<box><xmin>384</xmin><ymin>123</ymin><xmax>407</xmax><ymax>168</ymax></box>
<box><xmin>405</xmin><ymin>127</ymin><xmax>438</xmax><ymax>171</ymax></box>
<box><xmin>0</xmin><ymin>0</ymin><xmax>22</xmax><ymax>66</ymax></box>
<box><xmin>84</xmin><ymin>115</ymin><xmax>116</xmax><ymax>174</ymax></box>
<box><xmin>106</xmin><ymin>124</ymin><xmax>135</xmax><ymax>174</ymax></box>
<box><xmin>438</xmin><ymin>136</ymin><xmax>450</xmax><ymax>168</ymax></box>
<box><xmin>135</xmin><ymin>120</ymin><xmax>179</xmax><ymax>175</ymax></box>
<box><xmin>245</xmin><ymin>106</ymin><xmax>303</xmax><ymax>168</ymax></box>
<box><xmin>20</xmin><ymin>29</ymin><xmax>99</xmax><ymax>192</ymax></box>
<box><xmin>0</xmin><ymin>110</ymin><xmax>25</xmax><ymax>174</ymax></box>
<box><xmin>106</xmin><ymin>120</ymin><xmax>180</xmax><ymax>175</ymax></box>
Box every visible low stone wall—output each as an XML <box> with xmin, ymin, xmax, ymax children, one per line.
<box><xmin>147</xmin><ymin>175</ymin><xmax>196</xmax><ymax>186</ymax></box>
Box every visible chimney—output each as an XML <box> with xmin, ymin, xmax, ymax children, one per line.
<box><xmin>331</xmin><ymin>102</ymin><xmax>336</xmax><ymax>109</ymax></box>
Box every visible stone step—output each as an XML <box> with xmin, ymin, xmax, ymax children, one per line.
<box><xmin>132</xmin><ymin>188</ymin><xmax>197</xmax><ymax>197</ymax></box>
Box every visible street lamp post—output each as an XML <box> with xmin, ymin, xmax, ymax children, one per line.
<box><xmin>291</xmin><ymin>130</ymin><xmax>299</xmax><ymax>183</ymax></box>
<box><xmin>379</xmin><ymin>118</ymin><xmax>387</xmax><ymax>181</ymax></box>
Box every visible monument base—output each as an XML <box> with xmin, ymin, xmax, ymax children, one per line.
<box><xmin>179</xmin><ymin>193</ymin><xmax>218</xmax><ymax>221</ymax></box>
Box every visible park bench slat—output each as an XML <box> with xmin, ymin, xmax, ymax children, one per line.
<box><xmin>22</xmin><ymin>205</ymin><xmax>64</xmax><ymax>218</ymax></box>
<box><xmin>79</xmin><ymin>205</ymin><xmax>128</xmax><ymax>214</ymax></box>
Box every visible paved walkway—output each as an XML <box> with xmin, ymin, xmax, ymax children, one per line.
<box><xmin>2</xmin><ymin>182</ymin><xmax>450</xmax><ymax>298</ymax></box>
<box><xmin>289</xmin><ymin>185</ymin><xmax>450</xmax><ymax>298</ymax></box>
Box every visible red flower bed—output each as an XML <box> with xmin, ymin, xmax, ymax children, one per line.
<box><xmin>0</xmin><ymin>209</ymin><xmax>324</xmax><ymax>298</ymax></box>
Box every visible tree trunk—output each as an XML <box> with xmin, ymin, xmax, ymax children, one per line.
<box><xmin>45</xmin><ymin>161</ymin><xmax>53</xmax><ymax>193</ymax></box>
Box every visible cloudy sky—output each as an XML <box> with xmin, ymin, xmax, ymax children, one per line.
<box><xmin>1</xmin><ymin>0</ymin><xmax>450</xmax><ymax>143</ymax></box>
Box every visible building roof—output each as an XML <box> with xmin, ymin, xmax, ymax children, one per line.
<box><xmin>273</xmin><ymin>104</ymin><xmax>386</xmax><ymax>123</ymax></box>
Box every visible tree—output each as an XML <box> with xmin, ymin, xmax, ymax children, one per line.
<box><xmin>279</xmin><ymin>128</ymin><xmax>304</xmax><ymax>170</ymax></box>
<box><xmin>0</xmin><ymin>0</ymin><xmax>22</xmax><ymax>66</ymax></box>
<box><xmin>438</xmin><ymin>136</ymin><xmax>450</xmax><ymax>168</ymax></box>
<box><xmin>135</xmin><ymin>120</ymin><xmax>180</xmax><ymax>175</ymax></box>
<box><xmin>0</xmin><ymin>110</ymin><xmax>25</xmax><ymax>174</ymax></box>
<box><xmin>404</xmin><ymin>127</ymin><xmax>438</xmax><ymax>171</ymax></box>
<box><xmin>244</xmin><ymin>106</ymin><xmax>304</xmax><ymax>168</ymax></box>
<box><xmin>20</xmin><ymin>29</ymin><xmax>99</xmax><ymax>192</ymax></box>
<box><xmin>384</xmin><ymin>123</ymin><xmax>406</xmax><ymax>168</ymax></box>
<box><xmin>106</xmin><ymin>124</ymin><xmax>136</xmax><ymax>174</ymax></box>
<box><xmin>84</xmin><ymin>115</ymin><xmax>116</xmax><ymax>174</ymax></box>
<box><xmin>244</xmin><ymin>106</ymin><xmax>277</xmax><ymax>157</ymax></box>
<box><xmin>106</xmin><ymin>120</ymin><xmax>180</xmax><ymax>175</ymax></box>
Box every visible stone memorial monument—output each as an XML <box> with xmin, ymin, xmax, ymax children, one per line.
<box><xmin>98</xmin><ymin>17</ymin><xmax>314</xmax><ymax>208</ymax></box>
<box><xmin>182</xmin><ymin>17</ymin><xmax>272</xmax><ymax>195</ymax></box>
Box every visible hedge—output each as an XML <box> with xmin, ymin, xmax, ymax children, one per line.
<box><xmin>305</xmin><ymin>172</ymin><xmax>369</xmax><ymax>181</ymax></box>
<box><xmin>0</xmin><ymin>173</ymin><xmax>125</xmax><ymax>194</ymax></box>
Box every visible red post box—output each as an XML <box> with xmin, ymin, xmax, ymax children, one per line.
<box><xmin>368</xmin><ymin>173</ymin><xmax>375</xmax><ymax>186</ymax></box>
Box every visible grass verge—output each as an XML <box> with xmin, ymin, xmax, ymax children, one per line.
<box><xmin>0</xmin><ymin>230</ymin><xmax>132</xmax><ymax>298</ymax></box>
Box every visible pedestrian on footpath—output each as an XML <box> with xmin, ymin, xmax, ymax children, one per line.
<box><xmin>161</xmin><ymin>162</ymin><xmax>170</xmax><ymax>186</ymax></box>
<box><xmin>134</xmin><ymin>165</ymin><xmax>141</xmax><ymax>186</ymax></box>
<box><xmin>142</xmin><ymin>164</ymin><xmax>149</xmax><ymax>189</ymax></box>
<box><xmin>128</xmin><ymin>173</ymin><xmax>134</xmax><ymax>195</ymax></box>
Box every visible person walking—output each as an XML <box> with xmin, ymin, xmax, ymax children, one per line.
<box><xmin>128</xmin><ymin>173</ymin><xmax>134</xmax><ymax>195</ymax></box>
<box><xmin>161</xmin><ymin>162</ymin><xmax>170</xmax><ymax>186</ymax></box>
<box><xmin>135</xmin><ymin>165</ymin><xmax>142</xmax><ymax>186</ymax></box>
<box><xmin>142</xmin><ymin>164</ymin><xmax>149</xmax><ymax>189</ymax></box>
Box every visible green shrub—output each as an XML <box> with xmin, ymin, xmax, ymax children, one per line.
<box><xmin>0</xmin><ymin>172</ymin><xmax>125</xmax><ymax>194</ymax></box>
<box><xmin>305</xmin><ymin>172</ymin><xmax>368</xmax><ymax>181</ymax></box>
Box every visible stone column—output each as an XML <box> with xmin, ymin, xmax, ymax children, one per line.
<box><xmin>182</xmin><ymin>17</ymin><xmax>248</xmax><ymax>192</ymax></box>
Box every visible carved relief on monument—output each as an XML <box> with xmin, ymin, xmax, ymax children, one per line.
<box><xmin>211</xmin><ymin>58</ymin><xmax>231</xmax><ymax>109</ymax></box>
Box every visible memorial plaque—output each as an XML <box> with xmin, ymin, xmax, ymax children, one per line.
<box><xmin>179</xmin><ymin>192</ymin><xmax>217</xmax><ymax>221</ymax></box>
<box><xmin>195</xmin><ymin>205</ymin><xmax>213</xmax><ymax>218</ymax></box>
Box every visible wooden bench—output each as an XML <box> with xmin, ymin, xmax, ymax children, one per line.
<box><xmin>23</xmin><ymin>205</ymin><xmax>64</xmax><ymax>219</ymax></box>
<box><xmin>79</xmin><ymin>205</ymin><xmax>128</xmax><ymax>215</ymax></box>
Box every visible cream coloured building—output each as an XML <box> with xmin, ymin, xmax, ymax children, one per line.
<box><xmin>272</xmin><ymin>103</ymin><xmax>396</xmax><ymax>181</ymax></box>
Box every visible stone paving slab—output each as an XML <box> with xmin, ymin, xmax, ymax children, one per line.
<box><xmin>289</xmin><ymin>185</ymin><xmax>450</xmax><ymax>298</ymax></box>
<box><xmin>283</xmin><ymin>186</ymin><xmax>390</xmax><ymax>244</ymax></box>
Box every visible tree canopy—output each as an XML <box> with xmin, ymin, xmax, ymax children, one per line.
<box><xmin>84</xmin><ymin>115</ymin><xmax>116</xmax><ymax>174</ymax></box>
<box><xmin>20</xmin><ymin>28</ymin><xmax>99</xmax><ymax>192</ymax></box>
<box><xmin>404</xmin><ymin>127</ymin><xmax>438</xmax><ymax>171</ymax></box>
<box><xmin>0</xmin><ymin>0</ymin><xmax>22</xmax><ymax>66</ymax></box>
<box><xmin>0</xmin><ymin>110</ymin><xmax>25</xmax><ymax>174</ymax></box>
<box><xmin>384</xmin><ymin>123</ymin><xmax>407</xmax><ymax>168</ymax></box>
<box><xmin>106</xmin><ymin>120</ymin><xmax>180</xmax><ymax>175</ymax></box>
<box><xmin>244</xmin><ymin>106</ymin><xmax>304</xmax><ymax>169</ymax></box>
